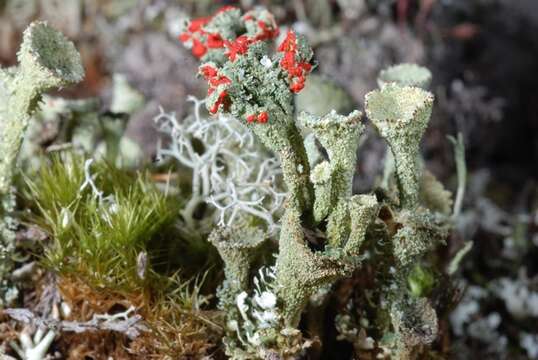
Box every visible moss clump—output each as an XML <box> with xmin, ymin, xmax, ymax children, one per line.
<box><xmin>25</xmin><ymin>153</ymin><xmax>180</xmax><ymax>292</ymax></box>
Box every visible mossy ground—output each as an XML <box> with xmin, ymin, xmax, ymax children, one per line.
<box><xmin>17</xmin><ymin>153</ymin><xmax>224</xmax><ymax>358</ymax></box>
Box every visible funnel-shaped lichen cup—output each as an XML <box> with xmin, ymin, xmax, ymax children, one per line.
<box><xmin>0</xmin><ymin>21</ymin><xmax>84</xmax><ymax>194</ymax></box>
<box><xmin>209</xmin><ymin>224</ymin><xmax>266</xmax><ymax>290</ymax></box>
<box><xmin>377</xmin><ymin>63</ymin><xmax>432</xmax><ymax>89</ymax></box>
<box><xmin>365</xmin><ymin>84</ymin><xmax>434</xmax><ymax>209</ymax></box>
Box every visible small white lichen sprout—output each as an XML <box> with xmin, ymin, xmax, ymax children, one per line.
<box><xmin>8</xmin><ymin>304</ymin><xmax>60</xmax><ymax>360</ymax></box>
<box><xmin>155</xmin><ymin>96</ymin><xmax>286</xmax><ymax>232</ymax></box>
<box><xmin>231</xmin><ymin>265</ymin><xmax>281</xmax><ymax>353</ymax></box>
<box><xmin>78</xmin><ymin>158</ymin><xmax>118</xmax><ymax>225</ymax></box>
<box><xmin>79</xmin><ymin>158</ymin><xmax>104</xmax><ymax>202</ymax></box>
<box><xmin>9</xmin><ymin>326</ymin><xmax>56</xmax><ymax>360</ymax></box>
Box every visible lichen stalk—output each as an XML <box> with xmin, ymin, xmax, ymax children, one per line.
<box><xmin>0</xmin><ymin>21</ymin><xmax>83</xmax><ymax>307</ymax></box>
<box><xmin>275</xmin><ymin>207</ymin><xmax>348</xmax><ymax>326</ymax></box>
<box><xmin>249</xmin><ymin>119</ymin><xmax>314</xmax><ymax>214</ymax></box>
<box><xmin>365</xmin><ymin>84</ymin><xmax>434</xmax><ymax>210</ymax></box>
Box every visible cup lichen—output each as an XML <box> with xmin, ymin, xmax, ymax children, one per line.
<box><xmin>0</xmin><ymin>21</ymin><xmax>83</xmax><ymax>307</ymax></box>
<box><xmin>173</xmin><ymin>7</ymin><xmax>456</xmax><ymax>358</ymax></box>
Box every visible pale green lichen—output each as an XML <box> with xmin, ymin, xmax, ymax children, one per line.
<box><xmin>299</xmin><ymin>110</ymin><xmax>364</xmax><ymax>248</ymax></box>
<box><xmin>295</xmin><ymin>74</ymin><xmax>355</xmax><ymax>117</ymax></box>
<box><xmin>344</xmin><ymin>194</ymin><xmax>379</xmax><ymax>257</ymax></box>
<box><xmin>209</xmin><ymin>223</ymin><xmax>266</xmax><ymax>291</ymax></box>
<box><xmin>177</xmin><ymin>8</ymin><xmax>457</xmax><ymax>358</ymax></box>
<box><xmin>1</xmin><ymin>21</ymin><xmax>83</xmax><ymax>193</ymax></box>
<box><xmin>420</xmin><ymin>170</ymin><xmax>453</xmax><ymax>215</ymax></box>
<box><xmin>390</xmin><ymin>297</ymin><xmax>438</xmax><ymax>359</ymax></box>
<box><xmin>392</xmin><ymin>208</ymin><xmax>448</xmax><ymax>267</ymax></box>
<box><xmin>365</xmin><ymin>84</ymin><xmax>434</xmax><ymax>210</ymax></box>
<box><xmin>275</xmin><ymin>207</ymin><xmax>350</xmax><ymax>326</ymax></box>
<box><xmin>310</xmin><ymin>161</ymin><xmax>332</xmax><ymax>222</ymax></box>
<box><xmin>377</xmin><ymin>63</ymin><xmax>432</xmax><ymax>89</ymax></box>
<box><xmin>0</xmin><ymin>21</ymin><xmax>83</xmax><ymax>307</ymax></box>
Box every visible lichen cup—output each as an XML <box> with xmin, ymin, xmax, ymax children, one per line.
<box><xmin>0</xmin><ymin>21</ymin><xmax>84</xmax><ymax>194</ymax></box>
<box><xmin>365</xmin><ymin>84</ymin><xmax>434</xmax><ymax>209</ymax></box>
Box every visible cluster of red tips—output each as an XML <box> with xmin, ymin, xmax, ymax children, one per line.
<box><xmin>179</xmin><ymin>17</ymin><xmax>211</xmax><ymax>58</ymax></box>
<box><xmin>243</xmin><ymin>11</ymin><xmax>279</xmax><ymax>42</ymax></box>
<box><xmin>179</xmin><ymin>7</ymin><xmax>237</xmax><ymax>58</ymax></box>
<box><xmin>246</xmin><ymin>111</ymin><xmax>269</xmax><ymax>124</ymax></box>
<box><xmin>224</xmin><ymin>35</ymin><xmax>253</xmax><ymax>62</ymax></box>
<box><xmin>209</xmin><ymin>90</ymin><xmax>230</xmax><ymax>114</ymax></box>
<box><xmin>278</xmin><ymin>30</ymin><xmax>312</xmax><ymax>93</ymax></box>
<box><xmin>223</xmin><ymin>13</ymin><xmax>279</xmax><ymax>62</ymax></box>
<box><xmin>255</xmin><ymin>20</ymin><xmax>279</xmax><ymax>41</ymax></box>
<box><xmin>200</xmin><ymin>64</ymin><xmax>231</xmax><ymax>113</ymax></box>
<box><xmin>179</xmin><ymin>6</ymin><xmax>279</xmax><ymax>62</ymax></box>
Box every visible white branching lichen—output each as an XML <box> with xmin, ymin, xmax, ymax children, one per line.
<box><xmin>155</xmin><ymin>97</ymin><xmax>285</xmax><ymax>232</ymax></box>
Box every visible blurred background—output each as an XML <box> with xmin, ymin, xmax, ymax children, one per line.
<box><xmin>1</xmin><ymin>0</ymin><xmax>537</xmax><ymax>358</ymax></box>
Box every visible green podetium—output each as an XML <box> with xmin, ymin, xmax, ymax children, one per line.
<box><xmin>209</xmin><ymin>223</ymin><xmax>266</xmax><ymax>293</ymax></box>
<box><xmin>0</xmin><ymin>22</ymin><xmax>83</xmax><ymax>306</ymax></box>
<box><xmin>299</xmin><ymin>110</ymin><xmax>363</xmax><ymax>247</ymax></box>
<box><xmin>365</xmin><ymin>84</ymin><xmax>434</xmax><ymax>210</ymax></box>
<box><xmin>376</xmin><ymin>64</ymin><xmax>432</xmax><ymax>195</ymax></box>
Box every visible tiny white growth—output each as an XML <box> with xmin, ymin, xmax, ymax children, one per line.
<box><xmin>252</xmin><ymin>309</ymin><xmax>278</xmax><ymax>329</ymax></box>
<box><xmin>227</xmin><ymin>319</ymin><xmax>239</xmax><ymax>331</ymax></box>
<box><xmin>260</xmin><ymin>56</ymin><xmax>272</xmax><ymax>68</ymax></box>
<box><xmin>60</xmin><ymin>207</ymin><xmax>71</xmax><ymax>229</ymax></box>
<box><xmin>254</xmin><ymin>291</ymin><xmax>277</xmax><ymax>309</ymax></box>
<box><xmin>79</xmin><ymin>158</ymin><xmax>104</xmax><ymax>202</ymax></box>
<box><xmin>246</xmin><ymin>331</ymin><xmax>261</xmax><ymax>346</ymax></box>
<box><xmin>493</xmin><ymin>271</ymin><xmax>538</xmax><ymax>318</ymax></box>
<box><xmin>60</xmin><ymin>302</ymin><xmax>71</xmax><ymax>318</ymax></box>
<box><xmin>236</xmin><ymin>291</ymin><xmax>249</xmax><ymax>321</ymax></box>
<box><xmin>521</xmin><ymin>332</ymin><xmax>538</xmax><ymax>359</ymax></box>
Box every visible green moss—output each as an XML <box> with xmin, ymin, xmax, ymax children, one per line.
<box><xmin>25</xmin><ymin>153</ymin><xmax>181</xmax><ymax>293</ymax></box>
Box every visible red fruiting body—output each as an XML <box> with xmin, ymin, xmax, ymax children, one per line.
<box><xmin>180</xmin><ymin>17</ymin><xmax>211</xmax><ymax>59</ymax></box>
<box><xmin>210</xmin><ymin>90</ymin><xmax>229</xmax><ymax>114</ymax></box>
<box><xmin>254</xmin><ymin>19</ymin><xmax>279</xmax><ymax>41</ymax></box>
<box><xmin>209</xmin><ymin>75</ymin><xmax>231</xmax><ymax>87</ymax></box>
<box><xmin>179</xmin><ymin>32</ymin><xmax>190</xmax><ymax>43</ymax></box>
<box><xmin>188</xmin><ymin>17</ymin><xmax>209</xmax><ymax>32</ymax></box>
<box><xmin>216</xmin><ymin>5</ymin><xmax>237</xmax><ymax>14</ymax></box>
<box><xmin>278</xmin><ymin>30</ymin><xmax>296</xmax><ymax>53</ymax></box>
<box><xmin>277</xmin><ymin>30</ymin><xmax>312</xmax><ymax>93</ymax></box>
<box><xmin>200</xmin><ymin>64</ymin><xmax>218</xmax><ymax>79</ymax></box>
<box><xmin>246</xmin><ymin>112</ymin><xmax>269</xmax><ymax>123</ymax></box>
<box><xmin>257</xmin><ymin>111</ymin><xmax>269</xmax><ymax>123</ymax></box>
<box><xmin>225</xmin><ymin>35</ymin><xmax>252</xmax><ymax>61</ymax></box>
<box><xmin>192</xmin><ymin>38</ymin><xmax>207</xmax><ymax>58</ymax></box>
<box><xmin>206</xmin><ymin>33</ymin><xmax>225</xmax><ymax>49</ymax></box>
<box><xmin>200</xmin><ymin>65</ymin><xmax>231</xmax><ymax>101</ymax></box>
